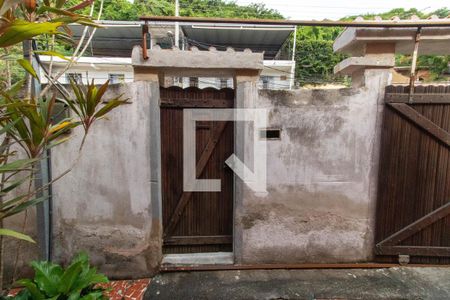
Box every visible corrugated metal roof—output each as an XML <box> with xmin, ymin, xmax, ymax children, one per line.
<box><xmin>68</xmin><ymin>21</ymin><xmax>294</xmax><ymax>59</ymax></box>
<box><xmin>182</xmin><ymin>24</ymin><xmax>294</xmax><ymax>59</ymax></box>
<box><xmin>69</xmin><ymin>21</ymin><xmax>176</xmax><ymax>57</ymax></box>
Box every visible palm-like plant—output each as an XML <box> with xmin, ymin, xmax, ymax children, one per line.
<box><xmin>0</xmin><ymin>0</ymin><xmax>127</xmax><ymax>288</ymax></box>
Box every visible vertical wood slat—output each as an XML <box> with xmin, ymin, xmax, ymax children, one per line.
<box><xmin>376</xmin><ymin>85</ymin><xmax>450</xmax><ymax>264</ymax></box>
<box><xmin>160</xmin><ymin>87</ymin><xmax>234</xmax><ymax>254</ymax></box>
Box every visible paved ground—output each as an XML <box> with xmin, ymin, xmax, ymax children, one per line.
<box><xmin>145</xmin><ymin>267</ymin><xmax>450</xmax><ymax>299</ymax></box>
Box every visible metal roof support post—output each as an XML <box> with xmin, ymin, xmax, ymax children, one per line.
<box><xmin>290</xmin><ymin>26</ymin><xmax>297</xmax><ymax>90</ymax></box>
<box><xmin>175</xmin><ymin>0</ymin><xmax>180</xmax><ymax>48</ymax></box>
<box><xmin>409</xmin><ymin>27</ymin><xmax>422</xmax><ymax>103</ymax></box>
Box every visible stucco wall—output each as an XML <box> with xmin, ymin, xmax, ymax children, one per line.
<box><xmin>50</xmin><ymin>81</ymin><xmax>162</xmax><ymax>278</ymax></box>
<box><xmin>235</xmin><ymin>69</ymin><xmax>390</xmax><ymax>264</ymax></box>
<box><xmin>8</xmin><ymin>69</ymin><xmax>391</xmax><ymax>280</ymax></box>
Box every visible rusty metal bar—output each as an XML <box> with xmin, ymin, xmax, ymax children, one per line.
<box><xmin>159</xmin><ymin>262</ymin><xmax>450</xmax><ymax>272</ymax></box>
<box><xmin>409</xmin><ymin>27</ymin><xmax>422</xmax><ymax>103</ymax></box>
<box><xmin>141</xmin><ymin>15</ymin><xmax>450</xmax><ymax>28</ymax></box>
<box><xmin>142</xmin><ymin>22</ymin><xmax>149</xmax><ymax>60</ymax></box>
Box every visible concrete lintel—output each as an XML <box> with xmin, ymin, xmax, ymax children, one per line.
<box><xmin>334</xmin><ymin>27</ymin><xmax>450</xmax><ymax>56</ymax></box>
<box><xmin>132</xmin><ymin>46</ymin><xmax>264</xmax><ymax>72</ymax></box>
<box><xmin>235</xmin><ymin>69</ymin><xmax>261</xmax><ymax>83</ymax></box>
<box><xmin>134</xmin><ymin>66</ymin><xmax>159</xmax><ymax>82</ymax></box>
<box><xmin>334</xmin><ymin>56</ymin><xmax>395</xmax><ymax>75</ymax></box>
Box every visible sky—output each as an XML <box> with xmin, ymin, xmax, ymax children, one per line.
<box><xmin>233</xmin><ymin>0</ymin><xmax>450</xmax><ymax>20</ymax></box>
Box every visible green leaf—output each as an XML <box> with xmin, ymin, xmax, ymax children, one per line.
<box><xmin>79</xmin><ymin>291</ymin><xmax>104</xmax><ymax>300</ymax></box>
<box><xmin>47</xmin><ymin>136</ymin><xmax>71</xmax><ymax>149</ymax></box>
<box><xmin>2</xmin><ymin>196</ymin><xmax>48</xmax><ymax>219</ymax></box>
<box><xmin>36</xmin><ymin>5</ymin><xmax>78</xmax><ymax>16</ymax></box>
<box><xmin>3</xmin><ymin>79</ymin><xmax>26</xmax><ymax>98</ymax></box>
<box><xmin>0</xmin><ymin>158</ymin><xmax>37</xmax><ymax>173</ymax></box>
<box><xmin>93</xmin><ymin>99</ymin><xmax>128</xmax><ymax>119</ymax></box>
<box><xmin>0</xmin><ymin>228</ymin><xmax>35</xmax><ymax>243</ymax></box>
<box><xmin>0</xmin><ymin>20</ymin><xmax>64</xmax><ymax>48</ymax></box>
<box><xmin>0</xmin><ymin>118</ymin><xmax>20</xmax><ymax>135</ymax></box>
<box><xmin>0</xmin><ymin>194</ymin><xmax>29</xmax><ymax>210</ymax></box>
<box><xmin>15</xmin><ymin>279</ymin><xmax>44</xmax><ymax>300</ymax></box>
<box><xmin>31</xmin><ymin>261</ymin><xmax>63</xmax><ymax>297</ymax></box>
<box><xmin>59</xmin><ymin>261</ymin><xmax>83</xmax><ymax>294</ymax></box>
<box><xmin>1</xmin><ymin>176</ymin><xmax>29</xmax><ymax>194</ymax></box>
<box><xmin>16</xmin><ymin>59</ymin><xmax>40</xmax><ymax>82</ymax></box>
<box><xmin>34</xmin><ymin>50</ymin><xmax>72</xmax><ymax>62</ymax></box>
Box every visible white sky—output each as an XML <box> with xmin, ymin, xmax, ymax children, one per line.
<box><xmin>233</xmin><ymin>0</ymin><xmax>449</xmax><ymax>20</ymax></box>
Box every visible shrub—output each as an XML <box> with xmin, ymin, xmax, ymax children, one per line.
<box><xmin>9</xmin><ymin>253</ymin><xmax>108</xmax><ymax>300</ymax></box>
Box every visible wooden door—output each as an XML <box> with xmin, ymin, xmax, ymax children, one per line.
<box><xmin>375</xmin><ymin>85</ymin><xmax>450</xmax><ymax>264</ymax></box>
<box><xmin>160</xmin><ymin>87</ymin><xmax>234</xmax><ymax>254</ymax></box>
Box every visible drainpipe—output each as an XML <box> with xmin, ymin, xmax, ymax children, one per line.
<box><xmin>29</xmin><ymin>40</ymin><xmax>53</xmax><ymax>261</ymax></box>
<box><xmin>289</xmin><ymin>26</ymin><xmax>297</xmax><ymax>90</ymax></box>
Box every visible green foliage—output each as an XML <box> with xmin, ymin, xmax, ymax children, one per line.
<box><xmin>299</xmin><ymin>7</ymin><xmax>450</xmax><ymax>84</ymax></box>
<box><xmin>294</xmin><ymin>39</ymin><xmax>347</xmax><ymax>85</ymax></box>
<box><xmin>10</xmin><ymin>252</ymin><xmax>109</xmax><ymax>300</ymax></box>
<box><xmin>0</xmin><ymin>20</ymin><xmax>64</xmax><ymax>48</ymax></box>
<box><xmin>72</xmin><ymin>0</ymin><xmax>284</xmax><ymax>21</ymax></box>
<box><xmin>178</xmin><ymin>0</ymin><xmax>283</xmax><ymax>19</ymax></box>
<box><xmin>1</xmin><ymin>80</ymin><xmax>77</xmax><ymax>158</ymax></box>
<box><xmin>64</xmin><ymin>79</ymin><xmax>129</xmax><ymax>133</ymax></box>
<box><xmin>0</xmin><ymin>45</ymin><xmax>25</xmax><ymax>87</ymax></box>
<box><xmin>0</xmin><ymin>0</ymin><xmax>126</xmax><ymax>244</ymax></box>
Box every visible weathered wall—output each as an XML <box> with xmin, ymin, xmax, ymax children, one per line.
<box><xmin>235</xmin><ymin>69</ymin><xmax>390</xmax><ymax>264</ymax></box>
<box><xmin>50</xmin><ymin>81</ymin><xmax>162</xmax><ymax>278</ymax></box>
<box><xmin>7</xmin><ymin>68</ymin><xmax>392</xmax><ymax>280</ymax></box>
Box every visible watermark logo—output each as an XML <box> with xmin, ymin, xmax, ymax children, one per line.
<box><xmin>183</xmin><ymin>108</ymin><xmax>268</xmax><ymax>193</ymax></box>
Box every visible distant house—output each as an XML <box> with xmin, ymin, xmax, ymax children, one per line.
<box><xmin>38</xmin><ymin>20</ymin><xmax>296</xmax><ymax>90</ymax></box>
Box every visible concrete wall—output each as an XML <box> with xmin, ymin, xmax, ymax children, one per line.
<box><xmin>235</xmin><ymin>69</ymin><xmax>390</xmax><ymax>264</ymax></box>
<box><xmin>50</xmin><ymin>82</ymin><xmax>162</xmax><ymax>278</ymax></box>
<box><xmin>7</xmin><ymin>68</ymin><xmax>391</xmax><ymax>279</ymax></box>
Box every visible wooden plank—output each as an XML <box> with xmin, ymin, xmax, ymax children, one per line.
<box><xmin>163</xmin><ymin>235</ymin><xmax>232</xmax><ymax>246</ymax></box>
<box><xmin>160</xmin><ymin>98</ymin><xmax>233</xmax><ymax>108</ymax></box>
<box><xmin>385</xmin><ymin>93</ymin><xmax>450</xmax><ymax>104</ymax></box>
<box><xmin>376</xmin><ymin>246</ymin><xmax>450</xmax><ymax>257</ymax></box>
<box><xmin>377</xmin><ymin>202</ymin><xmax>450</xmax><ymax>246</ymax></box>
<box><xmin>388</xmin><ymin>103</ymin><xmax>450</xmax><ymax>147</ymax></box>
<box><xmin>163</xmin><ymin>121</ymin><xmax>228</xmax><ymax>238</ymax></box>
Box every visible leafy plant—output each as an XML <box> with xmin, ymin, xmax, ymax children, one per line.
<box><xmin>9</xmin><ymin>252</ymin><xmax>108</xmax><ymax>300</ymax></box>
<box><xmin>64</xmin><ymin>79</ymin><xmax>128</xmax><ymax>135</ymax></box>
<box><xmin>0</xmin><ymin>0</ymin><xmax>126</xmax><ymax>289</ymax></box>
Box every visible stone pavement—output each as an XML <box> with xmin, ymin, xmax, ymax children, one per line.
<box><xmin>145</xmin><ymin>267</ymin><xmax>450</xmax><ymax>299</ymax></box>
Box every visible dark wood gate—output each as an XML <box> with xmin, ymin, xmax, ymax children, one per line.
<box><xmin>375</xmin><ymin>85</ymin><xmax>450</xmax><ymax>264</ymax></box>
<box><xmin>160</xmin><ymin>87</ymin><xmax>234</xmax><ymax>254</ymax></box>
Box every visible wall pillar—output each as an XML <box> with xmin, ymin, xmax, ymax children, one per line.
<box><xmin>334</xmin><ymin>42</ymin><xmax>395</xmax><ymax>88</ymax></box>
<box><xmin>233</xmin><ymin>70</ymin><xmax>260</xmax><ymax>264</ymax></box>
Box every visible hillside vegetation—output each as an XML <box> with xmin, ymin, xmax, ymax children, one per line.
<box><xmin>2</xmin><ymin>1</ymin><xmax>450</xmax><ymax>85</ymax></box>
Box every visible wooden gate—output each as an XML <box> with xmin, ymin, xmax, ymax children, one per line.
<box><xmin>375</xmin><ymin>85</ymin><xmax>450</xmax><ymax>264</ymax></box>
<box><xmin>160</xmin><ymin>87</ymin><xmax>234</xmax><ymax>254</ymax></box>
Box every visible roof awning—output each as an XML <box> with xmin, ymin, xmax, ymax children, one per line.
<box><xmin>181</xmin><ymin>24</ymin><xmax>295</xmax><ymax>59</ymax></box>
<box><xmin>334</xmin><ymin>27</ymin><xmax>450</xmax><ymax>56</ymax></box>
<box><xmin>68</xmin><ymin>21</ymin><xmax>295</xmax><ymax>59</ymax></box>
<box><xmin>69</xmin><ymin>20</ymin><xmax>176</xmax><ymax>57</ymax></box>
